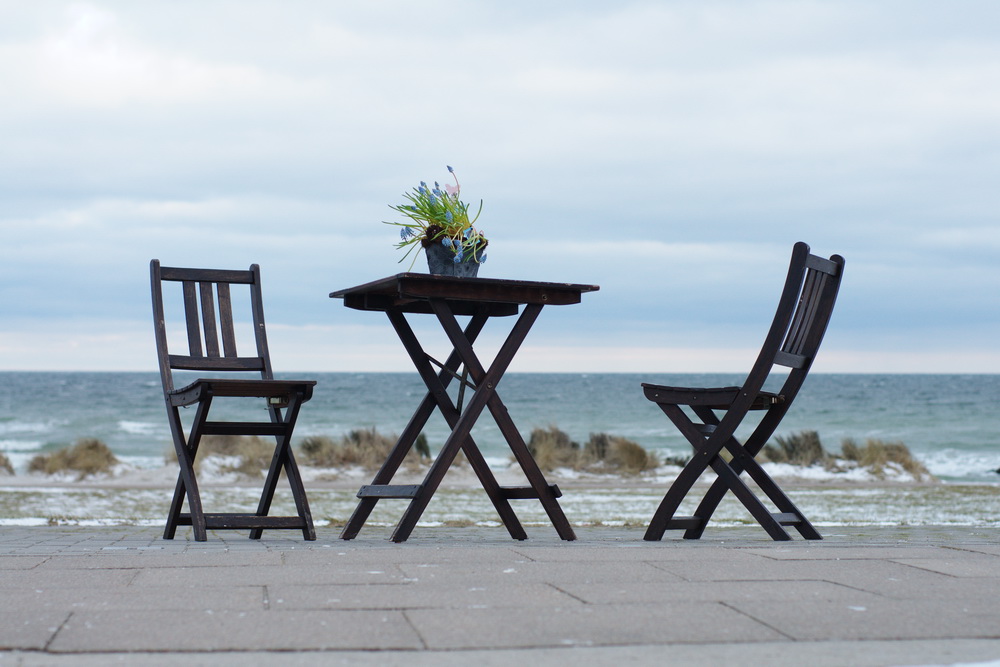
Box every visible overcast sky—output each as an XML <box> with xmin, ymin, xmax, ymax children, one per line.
<box><xmin>2</xmin><ymin>1</ymin><xmax>999</xmax><ymax>374</ymax></box>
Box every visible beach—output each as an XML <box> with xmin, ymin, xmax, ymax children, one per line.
<box><xmin>1</xmin><ymin>461</ymin><xmax>997</xmax><ymax>533</ymax></box>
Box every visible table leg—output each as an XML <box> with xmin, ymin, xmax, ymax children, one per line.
<box><xmin>434</xmin><ymin>301</ymin><xmax>577</xmax><ymax>541</ymax></box>
<box><xmin>341</xmin><ymin>309</ymin><xmax>526</xmax><ymax>541</ymax></box>
<box><xmin>385</xmin><ymin>307</ymin><xmax>527</xmax><ymax>542</ymax></box>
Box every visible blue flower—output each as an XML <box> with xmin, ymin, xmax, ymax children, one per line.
<box><xmin>453</xmin><ymin>250</ymin><xmax>464</xmax><ymax>263</ymax></box>
<box><xmin>479</xmin><ymin>253</ymin><xmax>487</xmax><ymax>264</ymax></box>
<box><xmin>447</xmin><ymin>165</ymin><xmax>454</xmax><ymax>173</ymax></box>
<box><xmin>400</xmin><ymin>227</ymin><xmax>415</xmax><ymax>240</ymax></box>
<box><xmin>445</xmin><ymin>211</ymin><xmax>453</xmax><ymax>223</ymax></box>
<box><xmin>442</xmin><ymin>237</ymin><xmax>453</xmax><ymax>248</ymax></box>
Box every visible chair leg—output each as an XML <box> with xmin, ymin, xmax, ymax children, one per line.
<box><xmin>707</xmin><ymin>456</ymin><xmax>792</xmax><ymax>541</ymax></box>
<box><xmin>644</xmin><ymin>449</ymin><xmax>713</xmax><ymax>540</ymax></box>
<box><xmin>250</xmin><ymin>393</ymin><xmax>316</xmax><ymax>541</ymax></box>
<box><xmin>164</xmin><ymin>404</ymin><xmax>209</xmax><ymax>541</ymax></box>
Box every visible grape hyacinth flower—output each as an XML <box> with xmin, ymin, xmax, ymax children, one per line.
<box><xmin>385</xmin><ymin>165</ymin><xmax>486</xmax><ymax>270</ymax></box>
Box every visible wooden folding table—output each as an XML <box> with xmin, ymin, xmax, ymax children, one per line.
<box><xmin>330</xmin><ymin>273</ymin><xmax>599</xmax><ymax>542</ymax></box>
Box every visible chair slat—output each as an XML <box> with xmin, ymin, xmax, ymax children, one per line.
<box><xmin>181</xmin><ymin>281</ymin><xmax>203</xmax><ymax>357</ymax></box>
<box><xmin>167</xmin><ymin>354</ymin><xmax>265</xmax><ymax>371</ymax></box>
<box><xmin>784</xmin><ymin>269</ymin><xmax>826</xmax><ymax>356</ymax></box>
<box><xmin>217</xmin><ymin>283</ymin><xmax>238</xmax><ymax>357</ymax></box>
<box><xmin>199</xmin><ymin>282</ymin><xmax>220</xmax><ymax>357</ymax></box>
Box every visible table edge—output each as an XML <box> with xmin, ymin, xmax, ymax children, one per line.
<box><xmin>329</xmin><ymin>273</ymin><xmax>601</xmax><ymax>299</ymax></box>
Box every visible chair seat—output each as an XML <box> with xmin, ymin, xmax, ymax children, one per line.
<box><xmin>641</xmin><ymin>384</ymin><xmax>784</xmax><ymax>410</ymax></box>
<box><xmin>169</xmin><ymin>378</ymin><xmax>317</xmax><ymax>408</ymax></box>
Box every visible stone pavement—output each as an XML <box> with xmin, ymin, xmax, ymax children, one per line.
<box><xmin>1</xmin><ymin>524</ymin><xmax>999</xmax><ymax>666</ymax></box>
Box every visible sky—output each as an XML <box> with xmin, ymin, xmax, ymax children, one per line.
<box><xmin>1</xmin><ymin>0</ymin><xmax>999</xmax><ymax>374</ymax></box>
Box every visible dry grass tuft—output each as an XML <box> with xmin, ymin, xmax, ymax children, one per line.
<box><xmin>763</xmin><ymin>430</ymin><xmax>831</xmax><ymax>466</ymax></box>
<box><xmin>527</xmin><ymin>427</ymin><xmax>657</xmax><ymax>474</ymax></box>
<box><xmin>0</xmin><ymin>452</ymin><xmax>13</xmax><ymax>476</ymax></box>
<box><xmin>298</xmin><ymin>428</ymin><xmax>430</xmax><ymax>471</ymax></box>
<box><xmin>841</xmin><ymin>437</ymin><xmax>932</xmax><ymax>481</ymax></box>
<box><xmin>28</xmin><ymin>438</ymin><xmax>119</xmax><ymax>480</ymax></box>
<box><xmin>584</xmin><ymin>433</ymin><xmax>658</xmax><ymax>474</ymax></box>
<box><xmin>527</xmin><ymin>426</ymin><xmax>580</xmax><ymax>471</ymax></box>
<box><xmin>198</xmin><ymin>435</ymin><xmax>275</xmax><ymax>477</ymax></box>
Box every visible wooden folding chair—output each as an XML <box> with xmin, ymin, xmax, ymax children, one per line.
<box><xmin>150</xmin><ymin>260</ymin><xmax>316</xmax><ymax>541</ymax></box>
<box><xmin>642</xmin><ymin>242</ymin><xmax>845</xmax><ymax>541</ymax></box>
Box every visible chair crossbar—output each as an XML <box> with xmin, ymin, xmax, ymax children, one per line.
<box><xmin>774</xmin><ymin>350</ymin><xmax>807</xmax><ymax>368</ymax></box>
<box><xmin>500</xmin><ymin>485</ymin><xmax>563</xmax><ymax>499</ymax></box>
<box><xmin>167</xmin><ymin>355</ymin><xmax>265</xmax><ymax>371</ymax></box>
<box><xmin>175</xmin><ymin>514</ymin><xmax>309</xmax><ymax>530</ymax></box>
<box><xmin>160</xmin><ymin>266</ymin><xmax>254</xmax><ymax>284</ymax></box>
<box><xmin>357</xmin><ymin>485</ymin><xmax>422</xmax><ymax>499</ymax></box>
<box><xmin>805</xmin><ymin>253</ymin><xmax>839</xmax><ymax>274</ymax></box>
<box><xmin>200</xmin><ymin>422</ymin><xmax>291</xmax><ymax>437</ymax></box>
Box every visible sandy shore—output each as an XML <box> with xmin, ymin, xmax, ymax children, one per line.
<box><xmin>1</xmin><ymin>462</ymin><xmax>995</xmax><ymax>532</ymax></box>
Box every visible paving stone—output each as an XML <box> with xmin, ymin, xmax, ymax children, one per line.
<box><xmin>266</xmin><ymin>581</ymin><xmax>581</xmax><ymax>610</ymax></box>
<box><xmin>395</xmin><ymin>559</ymin><xmax>685</xmax><ymax>584</ymax></box>
<box><xmin>890</xmin><ymin>556</ymin><xmax>1000</xmax><ymax>578</ymax></box>
<box><xmin>406</xmin><ymin>601</ymin><xmax>786</xmax><ymax>649</ymax></box>
<box><xmin>729</xmin><ymin>597</ymin><xmax>1000</xmax><ymax>641</ymax></box>
<box><xmin>0</xmin><ymin>611</ymin><xmax>68</xmax><ymax>651</ymax></box>
<box><xmin>4</xmin><ymin>585</ymin><xmax>266</xmax><ymax>612</ymax></box>
<box><xmin>48</xmin><ymin>609</ymin><xmax>423</xmax><ymax>652</ymax></box>
<box><xmin>130</xmin><ymin>563</ymin><xmax>410</xmax><ymax>587</ymax></box>
<box><xmin>555</xmin><ymin>579</ymin><xmax>884</xmax><ymax>605</ymax></box>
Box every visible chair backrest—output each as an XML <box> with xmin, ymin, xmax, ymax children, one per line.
<box><xmin>150</xmin><ymin>260</ymin><xmax>275</xmax><ymax>393</ymax></box>
<box><xmin>740</xmin><ymin>242</ymin><xmax>845</xmax><ymax>413</ymax></box>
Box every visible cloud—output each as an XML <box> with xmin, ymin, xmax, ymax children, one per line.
<box><xmin>2</xmin><ymin>0</ymin><xmax>1000</xmax><ymax>371</ymax></box>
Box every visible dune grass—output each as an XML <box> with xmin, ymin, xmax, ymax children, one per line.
<box><xmin>841</xmin><ymin>437</ymin><xmax>932</xmax><ymax>481</ymax></box>
<box><xmin>28</xmin><ymin>438</ymin><xmax>119</xmax><ymax>480</ymax></box>
<box><xmin>0</xmin><ymin>452</ymin><xmax>13</xmax><ymax>476</ymax></box>
<box><xmin>527</xmin><ymin>426</ymin><xmax>658</xmax><ymax>475</ymax></box>
<box><xmin>298</xmin><ymin>428</ymin><xmax>431</xmax><ymax>471</ymax></box>
<box><xmin>763</xmin><ymin>430</ymin><xmax>831</xmax><ymax>466</ymax></box>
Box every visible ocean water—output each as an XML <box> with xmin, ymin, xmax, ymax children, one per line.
<box><xmin>2</xmin><ymin>371</ymin><xmax>999</xmax><ymax>483</ymax></box>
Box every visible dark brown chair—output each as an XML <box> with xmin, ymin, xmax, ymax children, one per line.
<box><xmin>150</xmin><ymin>260</ymin><xmax>316</xmax><ymax>541</ymax></box>
<box><xmin>642</xmin><ymin>242</ymin><xmax>845</xmax><ymax>541</ymax></box>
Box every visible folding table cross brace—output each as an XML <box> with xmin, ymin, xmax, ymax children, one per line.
<box><xmin>330</xmin><ymin>274</ymin><xmax>599</xmax><ymax>542</ymax></box>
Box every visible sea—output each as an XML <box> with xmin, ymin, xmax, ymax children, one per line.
<box><xmin>2</xmin><ymin>372</ymin><xmax>1000</xmax><ymax>530</ymax></box>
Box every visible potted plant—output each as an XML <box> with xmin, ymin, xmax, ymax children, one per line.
<box><xmin>386</xmin><ymin>166</ymin><xmax>488</xmax><ymax>277</ymax></box>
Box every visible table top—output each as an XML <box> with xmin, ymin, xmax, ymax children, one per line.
<box><xmin>330</xmin><ymin>273</ymin><xmax>600</xmax><ymax>315</ymax></box>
